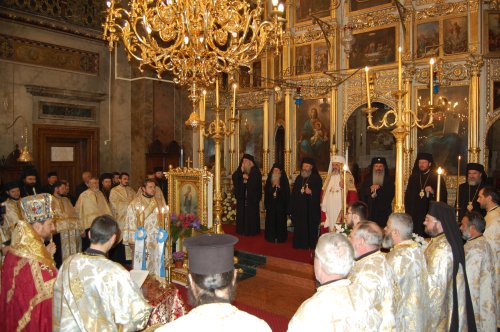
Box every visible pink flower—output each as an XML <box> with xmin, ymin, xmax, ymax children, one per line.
<box><xmin>179</xmin><ymin>214</ymin><xmax>185</xmax><ymax>222</ymax></box>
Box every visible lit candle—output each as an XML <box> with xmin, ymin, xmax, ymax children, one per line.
<box><xmin>141</xmin><ymin>206</ymin><xmax>145</xmax><ymax>227</ymax></box>
<box><xmin>398</xmin><ymin>47</ymin><xmax>402</xmax><ymax>91</ymax></box>
<box><xmin>437</xmin><ymin>167</ymin><xmax>443</xmax><ymax>202</ymax></box>
<box><xmin>161</xmin><ymin>207</ymin><xmax>166</xmax><ymax>229</ymax></box>
<box><xmin>429</xmin><ymin>58</ymin><xmax>435</xmax><ymax>105</ymax></box>
<box><xmin>365</xmin><ymin>66</ymin><xmax>371</xmax><ymax>108</ymax></box>
<box><xmin>343</xmin><ymin>164</ymin><xmax>348</xmax><ymax>220</ymax></box>
<box><xmin>136</xmin><ymin>206</ymin><xmax>141</xmax><ymax>227</ymax></box>
<box><xmin>232</xmin><ymin>83</ymin><xmax>237</xmax><ymax>118</ymax></box>
<box><xmin>215</xmin><ymin>78</ymin><xmax>219</xmax><ymax>109</ymax></box>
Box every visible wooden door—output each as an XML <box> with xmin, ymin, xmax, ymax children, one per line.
<box><xmin>33</xmin><ymin>125</ymin><xmax>99</xmax><ymax>195</ymax></box>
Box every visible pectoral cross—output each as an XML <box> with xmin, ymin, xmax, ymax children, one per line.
<box><xmin>185</xmin><ymin>157</ymin><xmax>193</xmax><ymax>168</ymax></box>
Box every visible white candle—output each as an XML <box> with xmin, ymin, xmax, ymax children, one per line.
<box><xmin>365</xmin><ymin>66</ymin><xmax>371</xmax><ymax>108</ymax></box>
<box><xmin>429</xmin><ymin>58</ymin><xmax>435</xmax><ymax>105</ymax></box>
<box><xmin>215</xmin><ymin>78</ymin><xmax>219</xmax><ymax>108</ymax></box>
<box><xmin>398</xmin><ymin>47</ymin><xmax>402</xmax><ymax>91</ymax></box>
<box><xmin>180</xmin><ymin>147</ymin><xmax>184</xmax><ymax>167</ymax></box>
<box><xmin>437</xmin><ymin>167</ymin><xmax>443</xmax><ymax>202</ymax></box>
<box><xmin>343</xmin><ymin>164</ymin><xmax>348</xmax><ymax>219</ymax></box>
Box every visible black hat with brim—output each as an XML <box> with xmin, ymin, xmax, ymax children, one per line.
<box><xmin>184</xmin><ymin>234</ymin><xmax>238</xmax><ymax>275</ymax></box>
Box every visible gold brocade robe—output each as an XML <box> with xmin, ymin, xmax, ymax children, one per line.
<box><xmin>386</xmin><ymin>240</ymin><xmax>430</xmax><ymax>332</ymax></box>
<box><xmin>124</xmin><ymin>194</ymin><xmax>166</xmax><ymax>276</ymax></box>
<box><xmin>288</xmin><ymin>279</ymin><xmax>380</xmax><ymax>331</ymax></box>
<box><xmin>75</xmin><ymin>189</ymin><xmax>112</xmax><ymax>230</ymax></box>
<box><xmin>53</xmin><ymin>253</ymin><xmax>152</xmax><ymax>331</ymax></box>
<box><xmin>484</xmin><ymin>208</ymin><xmax>500</xmax><ymax>328</ymax></box>
<box><xmin>52</xmin><ymin>195</ymin><xmax>81</xmax><ymax>261</ymax></box>
<box><xmin>464</xmin><ymin>236</ymin><xmax>497</xmax><ymax>332</ymax></box>
<box><xmin>349</xmin><ymin>250</ymin><xmax>397</xmax><ymax>331</ymax></box>
<box><xmin>425</xmin><ymin>233</ymin><xmax>468</xmax><ymax>331</ymax></box>
<box><xmin>109</xmin><ymin>185</ymin><xmax>136</xmax><ymax>236</ymax></box>
<box><xmin>0</xmin><ymin>198</ymin><xmax>23</xmax><ymax>245</ymax></box>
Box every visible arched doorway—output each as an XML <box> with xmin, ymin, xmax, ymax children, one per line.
<box><xmin>274</xmin><ymin>124</ymin><xmax>285</xmax><ymax>167</ymax></box>
<box><xmin>344</xmin><ymin>102</ymin><xmax>396</xmax><ymax>186</ymax></box>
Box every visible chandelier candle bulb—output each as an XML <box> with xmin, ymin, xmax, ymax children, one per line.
<box><xmin>437</xmin><ymin>167</ymin><xmax>443</xmax><ymax>202</ymax></box>
<box><xmin>364</xmin><ymin>66</ymin><xmax>371</xmax><ymax>108</ymax></box>
<box><xmin>429</xmin><ymin>58</ymin><xmax>435</xmax><ymax>105</ymax></box>
<box><xmin>398</xmin><ymin>47</ymin><xmax>402</xmax><ymax>91</ymax></box>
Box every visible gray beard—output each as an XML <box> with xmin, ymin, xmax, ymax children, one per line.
<box><xmin>301</xmin><ymin>170</ymin><xmax>312</xmax><ymax>178</ymax></box>
<box><xmin>468</xmin><ymin>179</ymin><xmax>479</xmax><ymax>186</ymax></box>
<box><xmin>373</xmin><ymin>171</ymin><xmax>384</xmax><ymax>185</ymax></box>
<box><xmin>382</xmin><ymin>234</ymin><xmax>393</xmax><ymax>249</ymax></box>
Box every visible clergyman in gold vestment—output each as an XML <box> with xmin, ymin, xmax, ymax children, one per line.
<box><xmin>348</xmin><ymin>221</ymin><xmax>397</xmax><ymax>331</ymax></box>
<box><xmin>383</xmin><ymin>213</ymin><xmax>430</xmax><ymax>331</ymax></box>
<box><xmin>75</xmin><ymin>177</ymin><xmax>112</xmax><ymax>251</ymax></box>
<box><xmin>424</xmin><ymin>202</ymin><xmax>477</xmax><ymax>332</ymax></box>
<box><xmin>124</xmin><ymin>179</ymin><xmax>167</xmax><ymax>276</ymax></box>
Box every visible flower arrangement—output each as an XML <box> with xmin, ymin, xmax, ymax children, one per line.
<box><xmin>333</xmin><ymin>223</ymin><xmax>352</xmax><ymax>236</ymax></box>
<box><xmin>221</xmin><ymin>192</ymin><xmax>237</xmax><ymax>224</ymax></box>
<box><xmin>170</xmin><ymin>213</ymin><xmax>208</xmax><ymax>244</ymax></box>
<box><xmin>172</xmin><ymin>251</ymin><xmax>185</xmax><ymax>262</ymax></box>
<box><xmin>412</xmin><ymin>233</ymin><xmax>428</xmax><ymax>249</ymax></box>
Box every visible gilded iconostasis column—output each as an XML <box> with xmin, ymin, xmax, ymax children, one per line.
<box><xmin>198</xmin><ymin>91</ymin><xmax>206</xmax><ymax>167</ymax></box>
<box><xmin>467</xmin><ymin>54</ymin><xmax>484</xmax><ymax>163</ymax></box>
<box><xmin>330</xmin><ymin>87</ymin><xmax>338</xmax><ymax>155</ymax></box>
<box><xmin>263</xmin><ymin>95</ymin><xmax>270</xmax><ymax>174</ymax></box>
<box><xmin>284</xmin><ymin>88</ymin><xmax>292</xmax><ymax>176</ymax></box>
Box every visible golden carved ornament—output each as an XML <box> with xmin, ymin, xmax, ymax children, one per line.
<box><xmin>350</xmin><ymin>8</ymin><xmax>399</xmax><ymax>30</ymax></box>
<box><xmin>415</xmin><ymin>59</ymin><xmax>468</xmax><ymax>85</ymax></box>
<box><xmin>415</xmin><ymin>1</ymin><xmax>468</xmax><ymax>20</ymax></box>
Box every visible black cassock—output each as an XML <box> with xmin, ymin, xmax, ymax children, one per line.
<box><xmin>360</xmin><ymin>175</ymin><xmax>395</xmax><ymax>228</ymax></box>
<box><xmin>404</xmin><ymin>171</ymin><xmax>447</xmax><ymax>237</ymax></box>
<box><xmin>290</xmin><ymin>173</ymin><xmax>322</xmax><ymax>249</ymax></box>
<box><xmin>264</xmin><ymin>168</ymin><xmax>290</xmax><ymax>243</ymax></box>
<box><xmin>156</xmin><ymin>178</ymin><xmax>169</xmax><ymax>203</ymax></box>
<box><xmin>232</xmin><ymin>166</ymin><xmax>262</xmax><ymax>236</ymax></box>
<box><xmin>457</xmin><ymin>182</ymin><xmax>486</xmax><ymax>221</ymax></box>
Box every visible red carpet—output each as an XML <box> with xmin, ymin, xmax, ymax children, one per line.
<box><xmin>223</xmin><ymin>224</ymin><xmax>314</xmax><ymax>265</ymax></box>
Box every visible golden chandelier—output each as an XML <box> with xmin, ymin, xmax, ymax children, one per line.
<box><xmin>103</xmin><ymin>0</ymin><xmax>285</xmax><ymax>87</ymax></box>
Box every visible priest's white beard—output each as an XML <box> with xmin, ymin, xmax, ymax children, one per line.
<box><xmin>373</xmin><ymin>170</ymin><xmax>384</xmax><ymax>186</ymax></box>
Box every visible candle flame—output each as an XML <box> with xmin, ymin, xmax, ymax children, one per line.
<box><xmin>430</xmin><ymin>58</ymin><xmax>435</xmax><ymax>65</ymax></box>
<box><xmin>437</xmin><ymin>167</ymin><xmax>443</xmax><ymax>175</ymax></box>
<box><xmin>364</xmin><ymin>66</ymin><xmax>369</xmax><ymax>73</ymax></box>
<box><xmin>398</xmin><ymin>46</ymin><xmax>402</xmax><ymax>52</ymax></box>
<box><xmin>343</xmin><ymin>165</ymin><xmax>348</xmax><ymax>171</ymax></box>
<box><xmin>458</xmin><ymin>155</ymin><xmax>461</xmax><ymax>160</ymax></box>
<box><xmin>161</xmin><ymin>207</ymin><xmax>165</xmax><ymax>213</ymax></box>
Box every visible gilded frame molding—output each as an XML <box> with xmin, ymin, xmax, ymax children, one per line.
<box><xmin>166</xmin><ymin>167</ymin><xmax>213</xmax><ymax>227</ymax></box>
